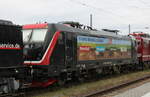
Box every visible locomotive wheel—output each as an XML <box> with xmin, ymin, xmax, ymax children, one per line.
<box><xmin>78</xmin><ymin>76</ymin><xmax>85</xmax><ymax>83</ymax></box>
<box><xmin>144</xmin><ymin>63</ymin><xmax>149</xmax><ymax>70</ymax></box>
<box><xmin>57</xmin><ymin>73</ymin><xmax>67</xmax><ymax>86</ymax></box>
<box><xmin>113</xmin><ymin>66</ymin><xmax>120</xmax><ymax>74</ymax></box>
<box><xmin>57</xmin><ymin>79</ymin><xmax>66</xmax><ymax>86</ymax></box>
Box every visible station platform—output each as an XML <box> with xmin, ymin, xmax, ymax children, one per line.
<box><xmin>113</xmin><ymin>82</ymin><xmax>150</xmax><ymax>97</ymax></box>
<box><xmin>142</xmin><ymin>92</ymin><xmax>150</xmax><ymax>97</ymax></box>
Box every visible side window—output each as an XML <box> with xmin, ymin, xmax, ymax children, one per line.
<box><xmin>58</xmin><ymin>33</ymin><xmax>64</xmax><ymax>44</ymax></box>
<box><xmin>138</xmin><ymin>42</ymin><xmax>140</xmax><ymax>45</ymax></box>
<box><xmin>58</xmin><ymin>33</ymin><xmax>63</xmax><ymax>40</ymax></box>
<box><xmin>66</xmin><ymin>32</ymin><xmax>72</xmax><ymax>40</ymax></box>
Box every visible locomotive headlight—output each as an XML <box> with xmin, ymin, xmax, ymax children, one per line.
<box><xmin>15</xmin><ymin>69</ymin><xmax>18</xmax><ymax>73</ymax></box>
<box><xmin>30</xmin><ymin>66</ymin><xmax>33</xmax><ymax>68</ymax></box>
<box><xmin>31</xmin><ymin>69</ymin><xmax>34</xmax><ymax>75</ymax></box>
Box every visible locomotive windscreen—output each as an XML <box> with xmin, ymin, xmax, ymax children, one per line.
<box><xmin>22</xmin><ymin>28</ymin><xmax>48</xmax><ymax>61</ymax></box>
<box><xmin>0</xmin><ymin>23</ymin><xmax>23</xmax><ymax>68</ymax></box>
<box><xmin>23</xmin><ymin>29</ymin><xmax>47</xmax><ymax>43</ymax></box>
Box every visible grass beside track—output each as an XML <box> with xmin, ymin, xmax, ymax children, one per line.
<box><xmin>27</xmin><ymin>70</ymin><xmax>150</xmax><ymax>97</ymax></box>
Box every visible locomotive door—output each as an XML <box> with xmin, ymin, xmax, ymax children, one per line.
<box><xmin>65</xmin><ymin>32</ymin><xmax>75</xmax><ymax>69</ymax></box>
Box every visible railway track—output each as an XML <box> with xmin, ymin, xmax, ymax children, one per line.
<box><xmin>0</xmin><ymin>92</ymin><xmax>25</xmax><ymax>97</ymax></box>
<box><xmin>1</xmin><ymin>71</ymin><xmax>150</xmax><ymax>97</ymax></box>
<box><xmin>83</xmin><ymin>75</ymin><xmax>150</xmax><ymax>97</ymax></box>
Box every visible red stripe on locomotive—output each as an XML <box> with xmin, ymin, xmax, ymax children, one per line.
<box><xmin>23</xmin><ymin>23</ymin><xmax>48</xmax><ymax>29</ymax></box>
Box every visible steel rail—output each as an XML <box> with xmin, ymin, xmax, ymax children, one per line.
<box><xmin>83</xmin><ymin>75</ymin><xmax>150</xmax><ymax>97</ymax></box>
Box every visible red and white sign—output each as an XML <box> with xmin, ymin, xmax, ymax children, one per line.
<box><xmin>0</xmin><ymin>43</ymin><xmax>21</xmax><ymax>50</ymax></box>
<box><xmin>79</xmin><ymin>46</ymin><xmax>90</xmax><ymax>52</ymax></box>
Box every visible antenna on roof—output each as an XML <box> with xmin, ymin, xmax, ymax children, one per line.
<box><xmin>102</xmin><ymin>29</ymin><xmax>120</xmax><ymax>34</ymax></box>
<box><xmin>58</xmin><ymin>21</ymin><xmax>96</xmax><ymax>30</ymax></box>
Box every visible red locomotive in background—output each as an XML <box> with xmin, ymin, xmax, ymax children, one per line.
<box><xmin>130</xmin><ymin>32</ymin><xmax>150</xmax><ymax>65</ymax></box>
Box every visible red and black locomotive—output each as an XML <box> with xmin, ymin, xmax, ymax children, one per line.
<box><xmin>22</xmin><ymin>22</ymin><xmax>146</xmax><ymax>87</ymax></box>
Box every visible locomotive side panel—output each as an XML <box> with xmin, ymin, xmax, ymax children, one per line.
<box><xmin>0</xmin><ymin>23</ymin><xmax>23</xmax><ymax>68</ymax></box>
<box><xmin>77</xmin><ymin>35</ymin><xmax>132</xmax><ymax>61</ymax></box>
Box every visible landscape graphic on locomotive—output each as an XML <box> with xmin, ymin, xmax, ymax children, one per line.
<box><xmin>77</xmin><ymin>35</ymin><xmax>131</xmax><ymax>60</ymax></box>
<box><xmin>22</xmin><ymin>22</ymin><xmax>138</xmax><ymax>87</ymax></box>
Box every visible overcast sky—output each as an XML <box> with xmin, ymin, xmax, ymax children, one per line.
<box><xmin>0</xmin><ymin>0</ymin><xmax>150</xmax><ymax>34</ymax></box>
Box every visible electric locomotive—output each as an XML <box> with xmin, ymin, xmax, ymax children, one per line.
<box><xmin>22</xmin><ymin>22</ymin><xmax>138</xmax><ymax>87</ymax></box>
<box><xmin>0</xmin><ymin>20</ymin><xmax>23</xmax><ymax>93</ymax></box>
<box><xmin>130</xmin><ymin>32</ymin><xmax>150</xmax><ymax>68</ymax></box>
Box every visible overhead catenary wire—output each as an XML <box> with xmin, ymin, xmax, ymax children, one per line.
<box><xmin>69</xmin><ymin>0</ymin><xmax>150</xmax><ymax>22</ymax></box>
<box><xmin>68</xmin><ymin>0</ymin><xmax>150</xmax><ymax>33</ymax></box>
<box><xmin>68</xmin><ymin>0</ymin><xmax>130</xmax><ymax>23</ymax></box>
<box><xmin>137</xmin><ymin>0</ymin><xmax>150</xmax><ymax>7</ymax></box>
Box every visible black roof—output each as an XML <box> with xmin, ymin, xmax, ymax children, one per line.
<box><xmin>52</xmin><ymin>23</ymin><xmax>130</xmax><ymax>40</ymax></box>
<box><xmin>0</xmin><ymin>19</ymin><xmax>13</xmax><ymax>25</ymax></box>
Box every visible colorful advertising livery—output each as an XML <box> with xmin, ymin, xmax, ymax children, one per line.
<box><xmin>77</xmin><ymin>35</ymin><xmax>131</xmax><ymax>61</ymax></box>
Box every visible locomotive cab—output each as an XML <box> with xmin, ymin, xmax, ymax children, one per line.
<box><xmin>23</xmin><ymin>28</ymin><xmax>48</xmax><ymax>61</ymax></box>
